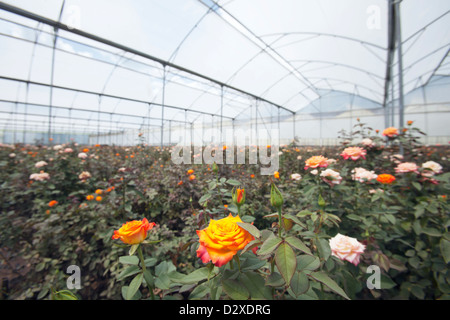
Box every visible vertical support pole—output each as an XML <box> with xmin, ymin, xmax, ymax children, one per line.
<box><xmin>391</xmin><ymin>73</ymin><xmax>395</xmax><ymax>127</ymax></box>
<box><xmin>109</xmin><ymin>113</ymin><xmax>113</xmax><ymax>145</ymax></box>
<box><xmin>255</xmin><ymin>99</ymin><xmax>258</xmax><ymax>145</ymax></box>
<box><xmin>161</xmin><ymin>65</ymin><xmax>166</xmax><ymax>149</ymax></box>
<box><xmin>211</xmin><ymin>115</ymin><xmax>214</xmax><ymax>144</ymax></box>
<box><xmin>395</xmin><ymin>0</ymin><xmax>405</xmax><ymax>132</ymax></box>
<box><xmin>168</xmin><ymin>120</ymin><xmax>172</xmax><ymax>146</ymax></box>
<box><xmin>220</xmin><ymin>85</ymin><xmax>224</xmax><ymax>144</ymax></box>
<box><xmin>97</xmin><ymin>94</ymin><xmax>102</xmax><ymax>145</ymax></box>
<box><xmin>277</xmin><ymin>106</ymin><xmax>280</xmax><ymax>146</ymax></box>
<box><xmin>420</xmin><ymin>79</ymin><xmax>429</xmax><ymax>143</ymax></box>
<box><xmin>23</xmin><ymin>82</ymin><xmax>29</xmax><ymax>144</ymax></box>
<box><xmin>48</xmin><ymin>28</ymin><xmax>58</xmax><ymax>144</ymax></box>
<box><xmin>190</xmin><ymin>122</ymin><xmax>193</xmax><ymax>147</ymax></box>
<box><xmin>185</xmin><ymin>109</ymin><xmax>187</xmax><ymax>146</ymax></box>
<box><xmin>292</xmin><ymin>112</ymin><xmax>296</xmax><ymax>144</ymax></box>
<box><xmin>232</xmin><ymin>118</ymin><xmax>235</xmax><ymax>147</ymax></box>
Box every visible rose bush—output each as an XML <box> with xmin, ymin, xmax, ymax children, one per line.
<box><xmin>0</xmin><ymin>121</ymin><xmax>448</xmax><ymax>300</ymax></box>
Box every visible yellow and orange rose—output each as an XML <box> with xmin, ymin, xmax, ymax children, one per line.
<box><xmin>304</xmin><ymin>155</ymin><xmax>328</xmax><ymax>170</ymax></box>
<box><xmin>196</xmin><ymin>214</ymin><xmax>256</xmax><ymax>267</ymax></box>
<box><xmin>382</xmin><ymin>127</ymin><xmax>399</xmax><ymax>138</ymax></box>
<box><xmin>112</xmin><ymin>218</ymin><xmax>156</xmax><ymax>245</ymax></box>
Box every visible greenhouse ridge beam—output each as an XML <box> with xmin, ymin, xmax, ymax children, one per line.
<box><xmin>0</xmin><ymin>1</ymin><xmax>293</xmax><ymax>116</ymax></box>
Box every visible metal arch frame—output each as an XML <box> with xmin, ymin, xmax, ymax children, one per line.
<box><xmin>1</xmin><ymin>1</ymin><xmax>448</xmax><ymax>146</ymax></box>
<box><xmin>0</xmin><ymin>2</ymin><xmax>292</xmax><ymax>114</ymax></box>
<box><xmin>0</xmin><ymin>17</ymin><xmax>254</xmax><ymax>120</ymax></box>
<box><xmin>196</xmin><ymin>0</ymin><xmax>322</xmax><ymax>101</ymax></box>
<box><xmin>0</xmin><ymin>1</ymin><xmax>298</xmax><ymax>147</ymax></box>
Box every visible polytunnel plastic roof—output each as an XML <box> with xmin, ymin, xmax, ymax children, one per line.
<box><xmin>0</xmin><ymin>0</ymin><xmax>449</xmax><ymax>126</ymax></box>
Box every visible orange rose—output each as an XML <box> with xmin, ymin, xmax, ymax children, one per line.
<box><xmin>48</xmin><ymin>200</ymin><xmax>58</xmax><ymax>207</ymax></box>
<box><xmin>196</xmin><ymin>214</ymin><xmax>256</xmax><ymax>267</ymax></box>
<box><xmin>86</xmin><ymin>195</ymin><xmax>94</xmax><ymax>201</ymax></box>
<box><xmin>189</xmin><ymin>174</ymin><xmax>196</xmax><ymax>181</ymax></box>
<box><xmin>382</xmin><ymin>127</ymin><xmax>399</xmax><ymax>138</ymax></box>
<box><xmin>112</xmin><ymin>218</ymin><xmax>156</xmax><ymax>245</ymax></box>
<box><xmin>274</xmin><ymin>171</ymin><xmax>280</xmax><ymax>179</ymax></box>
<box><xmin>95</xmin><ymin>189</ymin><xmax>103</xmax><ymax>195</ymax></box>
<box><xmin>95</xmin><ymin>196</ymin><xmax>102</xmax><ymax>201</ymax></box>
<box><xmin>187</xmin><ymin>169</ymin><xmax>194</xmax><ymax>175</ymax></box>
<box><xmin>376</xmin><ymin>174</ymin><xmax>396</xmax><ymax>184</ymax></box>
<box><xmin>304</xmin><ymin>155</ymin><xmax>328</xmax><ymax>170</ymax></box>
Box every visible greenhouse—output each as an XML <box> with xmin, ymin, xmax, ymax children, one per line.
<box><xmin>0</xmin><ymin>0</ymin><xmax>449</xmax><ymax>303</ymax></box>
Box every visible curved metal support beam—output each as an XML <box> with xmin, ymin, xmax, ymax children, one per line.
<box><xmin>0</xmin><ymin>1</ymin><xmax>292</xmax><ymax>114</ymax></box>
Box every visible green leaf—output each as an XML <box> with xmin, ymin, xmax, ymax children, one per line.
<box><xmin>179</xmin><ymin>267</ymin><xmax>213</xmax><ymax>284</ymax></box>
<box><xmin>199</xmin><ymin>193</ymin><xmax>212</xmax><ymax>204</ymax></box>
<box><xmin>283</xmin><ymin>214</ymin><xmax>307</xmax><ymax>228</ymax></box>
<box><xmin>237</xmin><ymin>222</ymin><xmax>261</xmax><ymax>239</ymax></box>
<box><xmin>379</xmin><ymin>274</ymin><xmax>397</xmax><ymax>290</ymax></box>
<box><xmin>129</xmin><ymin>244</ymin><xmax>139</xmax><ymax>256</ymax></box>
<box><xmin>258</xmin><ymin>235</ymin><xmax>282</xmax><ymax>256</ymax></box>
<box><xmin>411</xmin><ymin>285</ymin><xmax>425</xmax><ymax>299</ymax></box>
<box><xmin>265</xmin><ymin>272</ymin><xmax>285</xmax><ymax>287</ymax></box>
<box><xmin>117</xmin><ymin>265</ymin><xmax>141</xmax><ymax>281</ymax></box>
<box><xmin>422</xmin><ymin>227</ymin><xmax>442</xmax><ymax>237</ymax></box>
<box><xmin>126</xmin><ymin>273</ymin><xmax>143</xmax><ymax>300</ymax></box>
<box><xmin>316</xmin><ymin>238</ymin><xmax>331</xmax><ymax>261</ymax></box>
<box><xmin>189</xmin><ymin>283</ymin><xmax>210</xmax><ymax>299</ymax></box>
<box><xmin>144</xmin><ymin>257</ymin><xmax>158</xmax><ymax>267</ymax></box>
<box><xmin>121</xmin><ymin>285</ymin><xmax>141</xmax><ymax>300</ymax></box>
<box><xmin>226</xmin><ymin>179</ymin><xmax>241</xmax><ymax>186</ymax></box>
<box><xmin>240</xmin><ymin>272</ymin><xmax>272</xmax><ymax>300</ymax></box>
<box><xmin>412</xmin><ymin>182</ymin><xmax>422</xmax><ymax>191</ymax></box>
<box><xmin>289</xmin><ymin>271</ymin><xmax>310</xmax><ymax>297</ymax></box>
<box><xmin>384</xmin><ymin>214</ymin><xmax>396</xmax><ymax>225</ymax></box>
<box><xmin>240</xmin><ymin>239</ymin><xmax>262</xmax><ymax>255</ymax></box>
<box><xmin>440</xmin><ymin>238</ymin><xmax>450</xmax><ymax>264</ymax></box>
<box><xmin>119</xmin><ymin>255</ymin><xmax>139</xmax><ymax>265</ymax></box>
<box><xmin>52</xmin><ymin>290</ymin><xmax>78</xmax><ymax>300</ymax></box>
<box><xmin>296</xmin><ymin>255</ymin><xmax>320</xmax><ymax>271</ymax></box>
<box><xmin>143</xmin><ymin>270</ymin><xmax>154</xmax><ymax>288</ymax></box>
<box><xmin>285</xmin><ymin>236</ymin><xmax>312</xmax><ymax>255</ymax></box>
<box><xmin>240</xmin><ymin>254</ymin><xmax>266</xmax><ymax>271</ymax></box>
<box><xmin>275</xmin><ymin>242</ymin><xmax>297</xmax><ymax>285</ymax></box>
<box><xmin>222</xmin><ymin>279</ymin><xmax>249</xmax><ymax>300</ymax></box>
<box><xmin>309</xmin><ymin>271</ymin><xmax>350</xmax><ymax>300</ymax></box>
<box><xmin>155</xmin><ymin>274</ymin><xmax>171</xmax><ymax>290</ymax></box>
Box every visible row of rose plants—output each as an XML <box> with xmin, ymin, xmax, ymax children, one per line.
<box><xmin>0</xmin><ymin>120</ymin><xmax>448</xmax><ymax>300</ymax></box>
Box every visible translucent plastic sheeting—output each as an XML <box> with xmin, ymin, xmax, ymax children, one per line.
<box><xmin>0</xmin><ymin>0</ymin><xmax>449</xmax><ymax>146</ymax></box>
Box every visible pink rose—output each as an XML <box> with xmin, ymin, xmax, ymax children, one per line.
<box><xmin>78</xmin><ymin>152</ymin><xmax>88</xmax><ymax>159</ymax></box>
<box><xmin>340</xmin><ymin>147</ymin><xmax>367</xmax><ymax>161</ymax></box>
<box><xmin>329</xmin><ymin>233</ymin><xmax>365</xmax><ymax>266</ymax></box>
<box><xmin>320</xmin><ymin>169</ymin><xmax>342</xmax><ymax>186</ymax></box>
<box><xmin>395</xmin><ymin>162</ymin><xmax>419</xmax><ymax>174</ymax></box>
